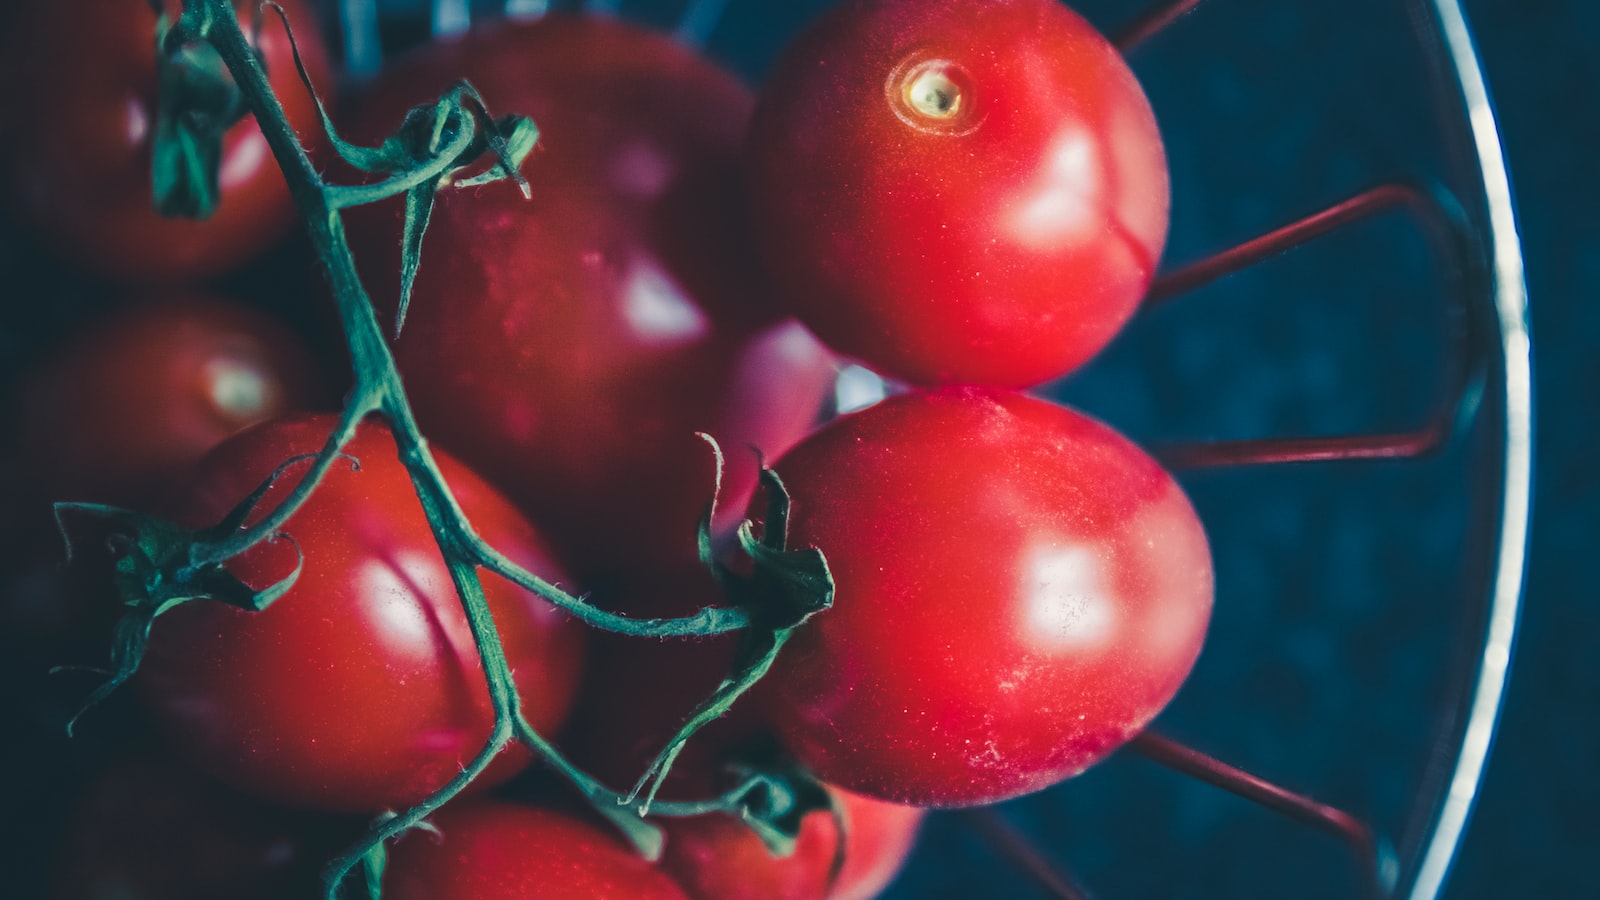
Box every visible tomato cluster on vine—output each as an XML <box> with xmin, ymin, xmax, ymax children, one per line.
<box><xmin>0</xmin><ymin>1</ymin><xmax>1211</xmax><ymax>898</ymax></box>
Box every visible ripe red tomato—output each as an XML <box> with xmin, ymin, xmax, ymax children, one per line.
<box><xmin>1</xmin><ymin>296</ymin><xmax>326</xmax><ymax>650</ymax></box>
<box><xmin>746</xmin><ymin>0</ymin><xmax>1169</xmax><ymax>388</ymax></box>
<box><xmin>341</xmin><ymin>15</ymin><xmax>836</xmax><ymax>577</ymax></box>
<box><xmin>756</xmin><ymin>389</ymin><xmax>1212</xmax><ymax>807</ymax></box>
<box><xmin>138</xmin><ymin>415</ymin><xmax>585</xmax><ymax>814</ymax></box>
<box><xmin>0</xmin><ymin>0</ymin><xmax>331</xmax><ymax>282</ymax></box>
<box><xmin>659</xmin><ymin>785</ymin><xmax>923</xmax><ymax>900</ymax></box>
<box><xmin>384</xmin><ymin>801</ymin><xmax>690</xmax><ymax>900</ymax></box>
<box><xmin>12</xmin><ymin>296</ymin><xmax>328</xmax><ymax>508</ymax></box>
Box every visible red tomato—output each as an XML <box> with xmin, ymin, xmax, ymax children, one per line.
<box><xmin>659</xmin><ymin>785</ymin><xmax>923</xmax><ymax>900</ymax></box>
<box><xmin>55</xmin><ymin>758</ymin><xmax>359</xmax><ymax>900</ymax></box>
<box><xmin>0</xmin><ymin>0</ymin><xmax>331</xmax><ymax>282</ymax></box>
<box><xmin>13</xmin><ymin>296</ymin><xmax>328</xmax><ymax>508</ymax></box>
<box><xmin>385</xmin><ymin>801</ymin><xmax>689</xmax><ymax>900</ymax></box>
<box><xmin>756</xmin><ymin>389</ymin><xmax>1212</xmax><ymax>806</ymax></box>
<box><xmin>138</xmin><ymin>415</ymin><xmax>585</xmax><ymax>813</ymax></box>
<box><xmin>341</xmin><ymin>15</ymin><xmax>836</xmax><ymax>577</ymax></box>
<box><xmin>746</xmin><ymin>0</ymin><xmax>1169</xmax><ymax>388</ymax></box>
<box><xmin>1</xmin><ymin>296</ymin><xmax>326</xmax><ymax>650</ymax></box>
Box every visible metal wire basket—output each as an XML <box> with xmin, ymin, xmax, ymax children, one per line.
<box><xmin>319</xmin><ymin>0</ymin><xmax>1533</xmax><ymax>896</ymax></box>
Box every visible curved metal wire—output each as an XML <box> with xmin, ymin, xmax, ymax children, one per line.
<box><xmin>1401</xmin><ymin>0</ymin><xmax>1533</xmax><ymax>896</ymax></box>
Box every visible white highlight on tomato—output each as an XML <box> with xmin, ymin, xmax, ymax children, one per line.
<box><xmin>622</xmin><ymin>263</ymin><xmax>709</xmax><ymax>344</ymax></box>
<box><xmin>219</xmin><ymin>129</ymin><xmax>270</xmax><ymax>190</ymax></box>
<box><xmin>835</xmin><ymin>364</ymin><xmax>888</xmax><ymax>414</ymax></box>
<box><xmin>1020</xmin><ymin>544</ymin><xmax>1115</xmax><ymax>650</ymax></box>
<box><xmin>352</xmin><ymin>553</ymin><xmax>442</xmax><ymax>653</ymax></box>
<box><xmin>1007</xmin><ymin>129</ymin><xmax>1103</xmax><ymax>249</ymax></box>
<box><xmin>203</xmin><ymin>354</ymin><xmax>272</xmax><ymax>423</ymax></box>
<box><xmin>122</xmin><ymin>95</ymin><xmax>149</xmax><ymax>144</ymax></box>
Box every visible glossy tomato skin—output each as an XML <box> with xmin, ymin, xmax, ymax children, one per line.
<box><xmin>1</xmin><ymin>0</ymin><xmax>330</xmax><ymax>282</ymax></box>
<box><xmin>138</xmin><ymin>415</ymin><xmax>585</xmax><ymax>814</ymax></box>
<box><xmin>341</xmin><ymin>15</ymin><xmax>836</xmax><ymax>576</ymax></box>
<box><xmin>385</xmin><ymin>801</ymin><xmax>690</xmax><ymax>900</ymax></box>
<box><xmin>0</xmin><ymin>296</ymin><xmax>326</xmax><ymax>651</ymax></box>
<box><xmin>660</xmin><ymin>786</ymin><xmax>923</xmax><ymax>900</ymax></box>
<box><xmin>757</xmin><ymin>390</ymin><xmax>1212</xmax><ymax>807</ymax></box>
<box><xmin>746</xmin><ymin>0</ymin><xmax>1169</xmax><ymax>388</ymax></box>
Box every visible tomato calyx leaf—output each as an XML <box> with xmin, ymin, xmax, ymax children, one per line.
<box><xmin>150</xmin><ymin>9</ymin><xmax>256</xmax><ymax>219</ymax></box>
<box><xmin>359</xmin><ymin>833</ymin><xmax>388</xmax><ymax>900</ymax></box>
<box><xmin>384</xmin><ymin>94</ymin><xmax>537</xmax><ymax>338</ymax></box>
<box><xmin>693</xmin><ymin>437</ymin><xmax>833</xmax><ymax>632</ymax></box>
<box><xmin>731</xmin><ymin>465</ymin><xmax>834</xmax><ymax>632</ymax></box>
<box><xmin>694</xmin><ymin>434</ymin><xmax>731</xmax><ymax>576</ymax></box>
<box><xmin>48</xmin><ymin>453</ymin><xmax>331</xmax><ymax>735</ymax></box>
<box><xmin>623</xmin><ymin>458</ymin><xmax>835</xmax><ymax>815</ymax></box>
<box><xmin>450</xmin><ymin>113</ymin><xmax>540</xmax><ymax>192</ymax></box>
<box><xmin>736</xmin><ymin>766</ymin><xmax>834</xmax><ymax>859</ymax></box>
<box><xmin>315</xmin><ymin>82</ymin><xmax>537</xmax><ymax>339</ymax></box>
<box><xmin>356</xmin><ymin>83</ymin><xmax>536</xmax><ymax>190</ymax></box>
<box><xmin>48</xmin><ymin>503</ymin><xmax>201</xmax><ymax>736</ymax></box>
<box><xmin>705</xmin><ymin>764</ymin><xmax>837</xmax><ymax>860</ymax></box>
<box><xmin>695</xmin><ymin>449</ymin><xmax>832</xmax><ymax>631</ymax></box>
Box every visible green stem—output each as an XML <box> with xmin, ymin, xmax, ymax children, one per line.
<box><xmin>184</xmin><ymin>1</ymin><xmax>761</xmax><ymax>885</ymax></box>
<box><xmin>186</xmin><ymin>394</ymin><xmax>374</xmax><ymax>568</ymax></box>
<box><xmin>316</xmin><ymin>545</ymin><xmax>523</xmax><ymax>897</ymax></box>
<box><xmin>189</xmin><ymin>0</ymin><xmax>734</xmax><ymax>638</ymax></box>
<box><xmin>321</xmin><ymin>720</ymin><xmax>514</xmax><ymax>898</ymax></box>
<box><xmin>324</xmin><ymin>123</ymin><xmax>473</xmax><ymax>210</ymax></box>
<box><xmin>508</xmin><ymin>714</ymin><xmax>666</xmax><ymax>858</ymax></box>
<box><xmin>625</xmin><ymin>628</ymin><xmax>793</xmax><ymax>813</ymax></box>
<box><xmin>471</xmin><ymin>535</ymin><xmax>752</xmax><ymax>636</ymax></box>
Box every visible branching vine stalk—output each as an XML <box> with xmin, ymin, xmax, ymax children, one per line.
<box><xmin>56</xmin><ymin>2</ymin><xmax>837</xmax><ymax>898</ymax></box>
<box><xmin>181</xmin><ymin>1</ymin><xmax>758</xmax><ymax>640</ymax></box>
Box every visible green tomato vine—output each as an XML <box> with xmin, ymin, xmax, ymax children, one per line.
<box><xmin>60</xmin><ymin>2</ymin><xmax>837</xmax><ymax>897</ymax></box>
